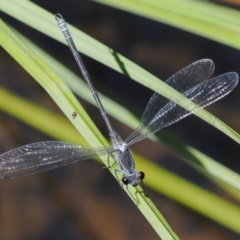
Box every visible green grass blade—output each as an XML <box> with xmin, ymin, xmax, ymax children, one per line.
<box><xmin>0</xmin><ymin>21</ymin><xmax>104</xmax><ymax>149</ymax></box>
<box><xmin>0</xmin><ymin>17</ymin><xmax>179</xmax><ymax>240</ymax></box>
<box><xmin>164</xmin><ymin>134</ymin><xmax>240</xmax><ymax>199</ymax></box>
<box><xmin>94</xmin><ymin>0</ymin><xmax>240</xmax><ymax>49</ymax></box>
<box><xmin>0</xmin><ymin>87</ymin><xmax>83</xmax><ymax>144</ymax></box>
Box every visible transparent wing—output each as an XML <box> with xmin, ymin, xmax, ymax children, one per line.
<box><xmin>125</xmin><ymin>62</ymin><xmax>238</xmax><ymax>145</ymax></box>
<box><xmin>126</xmin><ymin>59</ymin><xmax>214</xmax><ymax>144</ymax></box>
<box><xmin>141</xmin><ymin>59</ymin><xmax>215</xmax><ymax>126</ymax></box>
<box><xmin>0</xmin><ymin>141</ymin><xmax>115</xmax><ymax>179</ymax></box>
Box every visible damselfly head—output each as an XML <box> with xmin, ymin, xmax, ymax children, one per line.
<box><xmin>122</xmin><ymin>171</ymin><xmax>145</xmax><ymax>186</ymax></box>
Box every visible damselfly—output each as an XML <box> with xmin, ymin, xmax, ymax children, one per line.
<box><xmin>0</xmin><ymin>14</ymin><xmax>238</xmax><ymax>192</ymax></box>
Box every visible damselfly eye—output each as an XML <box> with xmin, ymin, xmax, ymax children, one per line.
<box><xmin>122</xmin><ymin>177</ymin><xmax>129</xmax><ymax>185</ymax></box>
<box><xmin>139</xmin><ymin>171</ymin><xmax>145</xmax><ymax>180</ymax></box>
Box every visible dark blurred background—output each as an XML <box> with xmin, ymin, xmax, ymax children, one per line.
<box><xmin>0</xmin><ymin>0</ymin><xmax>240</xmax><ymax>239</ymax></box>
